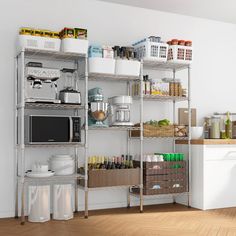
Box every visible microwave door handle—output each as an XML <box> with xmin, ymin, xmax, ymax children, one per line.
<box><xmin>69</xmin><ymin>117</ymin><xmax>73</xmax><ymax>142</ymax></box>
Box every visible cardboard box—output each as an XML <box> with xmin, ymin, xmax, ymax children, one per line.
<box><xmin>178</xmin><ymin>108</ymin><xmax>196</xmax><ymax>126</ymax></box>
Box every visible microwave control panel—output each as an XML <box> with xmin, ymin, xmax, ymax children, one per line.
<box><xmin>72</xmin><ymin>117</ymin><xmax>81</xmax><ymax>142</ymax></box>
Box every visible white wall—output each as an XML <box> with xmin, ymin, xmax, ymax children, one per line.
<box><xmin>1</xmin><ymin>0</ymin><xmax>236</xmax><ymax>217</ymax></box>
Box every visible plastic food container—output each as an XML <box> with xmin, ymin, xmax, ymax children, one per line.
<box><xmin>18</xmin><ymin>35</ymin><xmax>61</xmax><ymax>52</ymax></box>
<box><xmin>89</xmin><ymin>57</ymin><xmax>115</xmax><ymax>74</ymax></box>
<box><xmin>53</xmin><ymin>184</ymin><xmax>73</xmax><ymax>220</ymax></box>
<box><xmin>115</xmin><ymin>59</ymin><xmax>140</xmax><ymax>76</ymax></box>
<box><xmin>28</xmin><ymin>185</ymin><xmax>50</xmax><ymax>223</ymax></box>
<box><xmin>133</xmin><ymin>37</ymin><xmax>168</xmax><ymax>62</ymax></box>
<box><xmin>50</xmin><ymin>155</ymin><xmax>75</xmax><ymax>176</ymax></box>
<box><xmin>61</xmin><ymin>38</ymin><xmax>88</xmax><ymax>54</ymax></box>
<box><xmin>89</xmin><ymin>45</ymin><xmax>103</xmax><ymax>58</ymax></box>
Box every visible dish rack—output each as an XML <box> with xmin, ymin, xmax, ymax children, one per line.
<box><xmin>133</xmin><ymin>38</ymin><xmax>168</xmax><ymax>62</ymax></box>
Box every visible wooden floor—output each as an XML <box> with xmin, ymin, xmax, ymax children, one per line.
<box><xmin>1</xmin><ymin>204</ymin><xmax>236</xmax><ymax>236</ymax></box>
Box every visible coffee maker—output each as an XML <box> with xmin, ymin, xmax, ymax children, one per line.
<box><xmin>25</xmin><ymin>64</ymin><xmax>61</xmax><ymax>103</ymax></box>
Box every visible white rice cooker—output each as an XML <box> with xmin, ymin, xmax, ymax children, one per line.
<box><xmin>50</xmin><ymin>155</ymin><xmax>75</xmax><ymax>175</ymax></box>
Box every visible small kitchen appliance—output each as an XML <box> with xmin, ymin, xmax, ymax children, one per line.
<box><xmin>88</xmin><ymin>87</ymin><xmax>109</xmax><ymax>127</ymax></box>
<box><xmin>109</xmin><ymin>96</ymin><xmax>133</xmax><ymax>126</ymax></box>
<box><xmin>24</xmin><ymin>115</ymin><xmax>81</xmax><ymax>144</ymax></box>
<box><xmin>59</xmin><ymin>68</ymin><xmax>81</xmax><ymax>104</ymax></box>
<box><xmin>25</xmin><ymin>64</ymin><xmax>61</xmax><ymax>103</ymax></box>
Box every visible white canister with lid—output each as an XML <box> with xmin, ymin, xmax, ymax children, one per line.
<box><xmin>50</xmin><ymin>155</ymin><xmax>75</xmax><ymax>176</ymax></box>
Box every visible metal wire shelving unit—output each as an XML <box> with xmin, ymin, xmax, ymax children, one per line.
<box><xmin>14</xmin><ymin>49</ymin><xmax>88</xmax><ymax>224</ymax></box>
<box><xmin>78</xmin><ymin>69</ymin><xmax>144</xmax><ymax>216</ymax></box>
<box><xmin>128</xmin><ymin>60</ymin><xmax>192</xmax><ymax>208</ymax></box>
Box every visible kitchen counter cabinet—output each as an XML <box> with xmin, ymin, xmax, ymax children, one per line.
<box><xmin>176</xmin><ymin>141</ymin><xmax>236</xmax><ymax>210</ymax></box>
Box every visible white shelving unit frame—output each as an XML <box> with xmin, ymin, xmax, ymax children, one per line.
<box><xmin>128</xmin><ymin>60</ymin><xmax>191</xmax><ymax>208</ymax></box>
<box><xmin>14</xmin><ymin>49</ymin><xmax>88</xmax><ymax>224</ymax></box>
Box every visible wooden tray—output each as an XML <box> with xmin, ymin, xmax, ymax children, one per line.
<box><xmin>79</xmin><ymin>168</ymin><xmax>140</xmax><ymax>188</ymax></box>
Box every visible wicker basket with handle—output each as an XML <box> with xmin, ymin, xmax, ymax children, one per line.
<box><xmin>130</xmin><ymin>123</ymin><xmax>174</xmax><ymax>137</ymax></box>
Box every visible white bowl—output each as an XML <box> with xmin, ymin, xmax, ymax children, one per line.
<box><xmin>191</xmin><ymin>126</ymin><xmax>204</xmax><ymax>139</ymax></box>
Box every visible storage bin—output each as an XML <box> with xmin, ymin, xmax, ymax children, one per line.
<box><xmin>88</xmin><ymin>57</ymin><xmax>115</xmax><ymax>74</ymax></box>
<box><xmin>18</xmin><ymin>35</ymin><xmax>60</xmax><ymax>52</ymax></box>
<box><xmin>28</xmin><ymin>185</ymin><xmax>50</xmax><ymax>223</ymax></box>
<box><xmin>168</xmin><ymin>45</ymin><xmax>193</xmax><ymax>64</ymax></box>
<box><xmin>61</xmin><ymin>38</ymin><xmax>88</xmax><ymax>54</ymax></box>
<box><xmin>79</xmin><ymin>168</ymin><xmax>140</xmax><ymax>188</ymax></box>
<box><xmin>130</xmin><ymin>124</ymin><xmax>174</xmax><ymax>137</ymax></box>
<box><xmin>133</xmin><ymin>38</ymin><xmax>168</xmax><ymax>62</ymax></box>
<box><xmin>133</xmin><ymin>161</ymin><xmax>187</xmax><ymax>195</ymax></box>
<box><xmin>115</xmin><ymin>59</ymin><xmax>140</xmax><ymax>76</ymax></box>
<box><xmin>53</xmin><ymin>184</ymin><xmax>73</xmax><ymax>220</ymax></box>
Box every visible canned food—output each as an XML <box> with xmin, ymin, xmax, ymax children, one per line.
<box><xmin>60</xmin><ymin>28</ymin><xmax>75</xmax><ymax>39</ymax></box>
<box><xmin>32</xmin><ymin>29</ymin><xmax>43</xmax><ymax>37</ymax></box>
<box><xmin>185</xmin><ymin>41</ymin><xmax>192</xmax><ymax>46</ymax></box>
<box><xmin>74</xmin><ymin>28</ymin><xmax>87</xmax><ymax>39</ymax></box>
<box><xmin>178</xmin><ymin>40</ymin><xmax>185</xmax><ymax>46</ymax></box>
<box><xmin>171</xmin><ymin>39</ymin><xmax>178</xmax><ymax>45</ymax></box>
<box><xmin>42</xmin><ymin>30</ymin><xmax>52</xmax><ymax>38</ymax></box>
<box><xmin>19</xmin><ymin>27</ymin><xmax>33</xmax><ymax>35</ymax></box>
<box><xmin>51</xmin><ymin>32</ymin><xmax>60</xmax><ymax>39</ymax></box>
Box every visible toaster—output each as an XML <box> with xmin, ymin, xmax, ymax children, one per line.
<box><xmin>59</xmin><ymin>88</ymin><xmax>81</xmax><ymax>104</ymax></box>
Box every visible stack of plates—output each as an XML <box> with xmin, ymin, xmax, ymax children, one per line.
<box><xmin>26</xmin><ymin>170</ymin><xmax>55</xmax><ymax>178</ymax></box>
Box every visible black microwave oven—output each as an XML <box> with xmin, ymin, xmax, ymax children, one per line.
<box><xmin>24</xmin><ymin>115</ymin><xmax>81</xmax><ymax>144</ymax></box>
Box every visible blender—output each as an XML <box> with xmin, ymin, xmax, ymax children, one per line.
<box><xmin>88</xmin><ymin>88</ymin><xmax>109</xmax><ymax>127</ymax></box>
<box><xmin>109</xmin><ymin>96</ymin><xmax>133</xmax><ymax>126</ymax></box>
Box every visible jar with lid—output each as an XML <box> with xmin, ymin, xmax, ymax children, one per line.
<box><xmin>204</xmin><ymin>116</ymin><xmax>211</xmax><ymax>139</ymax></box>
<box><xmin>210</xmin><ymin>116</ymin><xmax>221</xmax><ymax>139</ymax></box>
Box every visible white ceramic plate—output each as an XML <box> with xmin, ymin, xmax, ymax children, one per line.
<box><xmin>26</xmin><ymin>170</ymin><xmax>55</xmax><ymax>178</ymax></box>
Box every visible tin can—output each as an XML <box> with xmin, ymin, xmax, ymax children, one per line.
<box><xmin>60</xmin><ymin>28</ymin><xmax>75</xmax><ymax>39</ymax></box>
<box><xmin>74</xmin><ymin>28</ymin><xmax>87</xmax><ymax>39</ymax></box>
<box><xmin>19</xmin><ymin>27</ymin><xmax>33</xmax><ymax>35</ymax></box>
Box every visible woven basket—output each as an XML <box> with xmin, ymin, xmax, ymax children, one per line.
<box><xmin>131</xmin><ymin>124</ymin><xmax>174</xmax><ymax>137</ymax></box>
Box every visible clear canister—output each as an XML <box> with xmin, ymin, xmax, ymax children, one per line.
<box><xmin>210</xmin><ymin>116</ymin><xmax>221</xmax><ymax>139</ymax></box>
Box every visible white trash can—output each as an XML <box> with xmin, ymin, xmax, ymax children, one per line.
<box><xmin>28</xmin><ymin>185</ymin><xmax>50</xmax><ymax>223</ymax></box>
<box><xmin>53</xmin><ymin>184</ymin><xmax>73</xmax><ymax>220</ymax></box>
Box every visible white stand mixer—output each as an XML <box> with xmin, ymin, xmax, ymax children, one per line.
<box><xmin>109</xmin><ymin>96</ymin><xmax>133</xmax><ymax>126</ymax></box>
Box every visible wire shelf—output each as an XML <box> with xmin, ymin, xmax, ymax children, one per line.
<box><xmin>88</xmin><ymin>126</ymin><xmax>141</xmax><ymax>131</ymax></box>
<box><xmin>143</xmin><ymin>60</ymin><xmax>190</xmax><ymax>71</ymax></box>
<box><xmin>88</xmin><ymin>72</ymin><xmax>140</xmax><ymax>82</ymax></box>
<box><xmin>23</xmin><ymin>102</ymin><xmax>85</xmax><ymax>110</ymax></box>
<box><xmin>20</xmin><ymin>143</ymin><xmax>85</xmax><ymax>148</ymax></box>
<box><xmin>130</xmin><ymin>136</ymin><xmax>188</xmax><ymax>140</ymax></box>
<box><xmin>18</xmin><ymin>48</ymin><xmax>86</xmax><ymax>61</ymax></box>
<box><xmin>134</xmin><ymin>95</ymin><xmax>188</xmax><ymax>102</ymax></box>
<box><xmin>19</xmin><ymin>174</ymin><xmax>84</xmax><ymax>183</ymax></box>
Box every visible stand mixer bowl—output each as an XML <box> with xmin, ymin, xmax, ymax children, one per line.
<box><xmin>89</xmin><ymin>102</ymin><xmax>109</xmax><ymax>126</ymax></box>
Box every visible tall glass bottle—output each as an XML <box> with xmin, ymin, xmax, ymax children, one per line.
<box><xmin>225</xmin><ymin>112</ymin><xmax>232</xmax><ymax>139</ymax></box>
